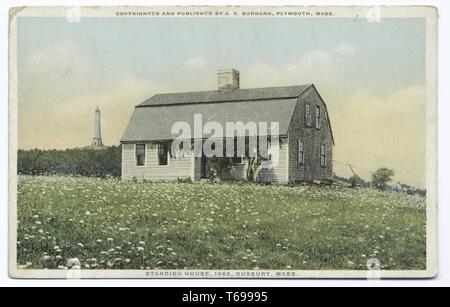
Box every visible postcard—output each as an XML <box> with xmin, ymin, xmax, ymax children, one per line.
<box><xmin>8</xmin><ymin>5</ymin><xmax>438</xmax><ymax>279</ymax></box>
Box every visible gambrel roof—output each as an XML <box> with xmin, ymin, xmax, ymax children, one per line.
<box><xmin>138</xmin><ymin>85</ymin><xmax>311</xmax><ymax>107</ymax></box>
<box><xmin>121</xmin><ymin>84</ymin><xmax>334</xmax><ymax>143</ymax></box>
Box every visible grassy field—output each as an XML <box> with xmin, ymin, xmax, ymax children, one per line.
<box><xmin>17</xmin><ymin>175</ymin><xmax>427</xmax><ymax>271</ymax></box>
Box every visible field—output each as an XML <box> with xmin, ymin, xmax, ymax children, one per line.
<box><xmin>17</xmin><ymin>175</ymin><xmax>427</xmax><ymax>271</ymax></box>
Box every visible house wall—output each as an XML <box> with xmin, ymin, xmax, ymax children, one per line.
<box><xmin>227</xmin><ymin>138</ymin><xmax>289</xmax><ymax>184</ymax></box>
<box><xmin>122</xmin><ymin>138</ymin><xmax>291</xmax><ymax>184</ymax></box>
<box><xmin>121</xmin><ymin>143</ymin><xmax>194</xmax><ymax>181</ymax></box>
<box><xmin>288</xmin><ymin>86</ymin><xmax>333</xmax><ymax>182</ymax></box>
<box><xmin>256</xmin><ymin>138</ymin><xmax>289</xmax><ymax>184</ymax></box>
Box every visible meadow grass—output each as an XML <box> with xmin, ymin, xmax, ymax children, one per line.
<box><xmin>17</xmin><ymin>175</ymin><xmax>426</xmax><ymax>270</ymax></box>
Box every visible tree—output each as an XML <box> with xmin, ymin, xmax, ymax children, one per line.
<box><xmin>372</xmin><ymin>168</ymin><xmax>394</xmax><ymax>190</ymax></box>
<box><xmin>17</xmin><ymin>146</ymin><xmax>122</xmax><ymax>178</ymax></box>
<box><xmin>245</xmin><ymin>155</ymin><xmax>262</xmax><ymax>182</ymax></box>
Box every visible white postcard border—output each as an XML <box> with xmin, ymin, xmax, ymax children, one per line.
<box><xmin>8</xmin><ymin>5</ymin><xmax>439</xmax><ymax>279</ymax></box>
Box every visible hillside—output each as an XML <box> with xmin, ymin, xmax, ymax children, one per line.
<box><xmin>17</xmin><ymin>175</ymin><xmax>426</xmax><ymax>270</ymax></box>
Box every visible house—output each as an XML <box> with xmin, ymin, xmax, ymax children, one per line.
<box><xmin>120</xmin><ymin>69</ymin><xmax>334</xmax><ymax>183</ymax></box>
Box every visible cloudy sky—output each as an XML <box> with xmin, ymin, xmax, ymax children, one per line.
<box><xmin>17</xmin><ymin>17</ymin><xmax>426</xmax><ymax>187</ymax></box>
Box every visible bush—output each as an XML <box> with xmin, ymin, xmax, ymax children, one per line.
<box><xmin>349</xmin><ymin>175</ymin><xmax>365</xmax><ymax>188</ymax></box>
<box><xmin>177</xmin><ymin>177</ymin><xmax>193</xmax><ymax>184</ymax></box>
<box><xmin>206</xmin><ymin>157</ymin><xmax>232</xmax><ymax>181</ymax></box>
<box><xmin>18</xmin><ymin>146</ymin><xmax>121</xmax><ymax>178</ymax></box>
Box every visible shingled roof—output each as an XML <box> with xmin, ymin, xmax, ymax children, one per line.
<box><xmin>137</xmin><ymin>85</ymin><xmax>311</xmax><ymax>107</ymax></box>
<box><xmin>121</xmin><ymin>84</ymin><xmax>334</xmax><ymax>143</ymax></box>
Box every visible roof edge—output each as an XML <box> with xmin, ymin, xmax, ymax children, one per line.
<box><xmin>135</xmin><ymin>96</ymin><xmax>301</xmax><ymax>109</ymax></box>
<box><xmin>137</xmin><ymin>84</ymin><xmax>313</xmax><ymax>107</ymax></box>
<box><xmin>120</xmin><ymin>134</ymin><xmax>289</xmax><ymax>143</ymax></box>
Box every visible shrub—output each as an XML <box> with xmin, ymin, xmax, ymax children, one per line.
<box><xmin>206</xmin><ymin>157</ymin><xmax>232</xmax><ymax>181</ymax></box>
<box><xmin>349</xmin><ymin>175</ymin><xmax>365</xmax><ymax>188</ymax></box>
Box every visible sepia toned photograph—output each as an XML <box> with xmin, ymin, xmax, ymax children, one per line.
<box><xmin>8</xmin><ymin>5</ymin><xmax>438</xmax><ymax>279</ymax></box>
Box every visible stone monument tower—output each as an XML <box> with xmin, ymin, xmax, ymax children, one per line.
<box><xmin>92</xmin><ymin>106</ymin><xmax>103</xmax><ymax>147</ymax></box>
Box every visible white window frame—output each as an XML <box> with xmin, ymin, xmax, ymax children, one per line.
<box><xmin>315</xmin><ymin>105</ymin><xmax>321</xmax><ymax>129</ymax></box>
<box><xmin>157</xmin><ymin>142</ymin><xmax>170</xmax><ymax>166</ymax></box>
<box><xmin>135</xmin><ymin>144</ymin><xmax>146</xmax><ymax>167</ymax></box>
<box><xmin>306</xmin><ymin>103</ymin><xmax>312</xmax><ymax>127</ymax></box>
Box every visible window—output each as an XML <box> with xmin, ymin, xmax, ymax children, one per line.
<box><xmin>298</xmin><ymin>140</ymin><xmax>304</xmax><ymax>165</ymax></box>
<box><xmin>158</xmin><ymin>143</ymin><xmax>169</xmax><ymax>165</ymax></box>
<box><xmin>305</xmin><ymin>103</ymin><xmax>312</xmax><ymax>126</ymax></box>
<box><xmin>315</xmin><ymin>106</ymin><xmax>321</xmax><ymax>129</ymax></box>
<box><xmin>136</xmin><ymin>144</ymin><xmax>146</xmax><ymax>166</ymax></box>
<box><xmin>320</xmin><ymin>144</ymin><xmax>326</xmax><ymax>167</ymax></box>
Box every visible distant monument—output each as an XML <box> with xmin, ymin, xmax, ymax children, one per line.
<box><xmin>91</xmin><ymin>107</ymin><xmax>106</xmax><ymax>149</ymax></box>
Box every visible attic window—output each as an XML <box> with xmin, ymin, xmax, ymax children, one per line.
<box><xmin>158</xmin><ymin>143</ymin><xmax>169</xmax><ymax>166</ymax></box>
<box><xmin>306</xmin><ymin>103</ymin><xmax>312</xmax><ymax>126</ymax></box>
<box><xmin>315</xmin><ymin>105</ymin><xmax>321</xmax><ymax>129</ymax></box>
<box><xmin>136</xmin><ymin>144</ymin><xmax>146</xmax><ymax>166</ymax></box>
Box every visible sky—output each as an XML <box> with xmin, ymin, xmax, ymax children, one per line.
<box><xmin>16</xmin><ymin>17</ymin><xmax>426</xmax><ymax>187</ymax></box>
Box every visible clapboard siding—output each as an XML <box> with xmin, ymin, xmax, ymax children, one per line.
<box><xmin>122</xmin><ymin>143</ymin><xmax>194</xmax><ymax>181</ymax></box>
<box><xmin>121</xmin><ymin>142</ymin><xmax>288</xmax><ymax>183</ymax></box>
<box><xmin>228</xmin><ymin>138</ymin><xmax>288</xmax><ymax>184</ymax></box>
<box><xmin>230</xmin><ymin>163</ymin><xmax>247</xmax><ymax>181</ymax></box>
<box><xmin>256</xmin><ymin>138</ymin><xmax>289</xmax><ymax>184</ymax></box>
<box><xmin>287</xmin><ymin>87</ymin><xmax>333</xmax><ymax>182</ymax></box>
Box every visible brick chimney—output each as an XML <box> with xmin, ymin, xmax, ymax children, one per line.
<box><xmin>218</xmin><ymin>69</ymin><xmax>240</xmax><ymax>91</ymax></box>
